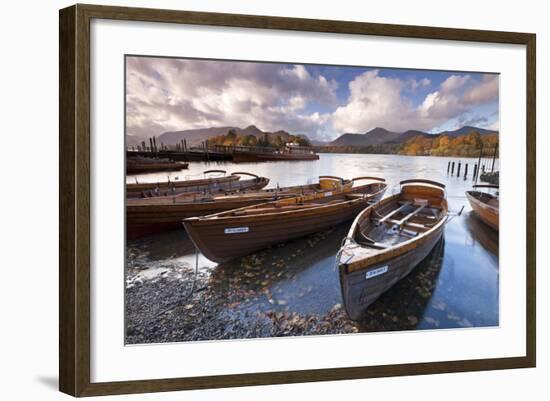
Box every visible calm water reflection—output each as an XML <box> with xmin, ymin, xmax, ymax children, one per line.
<box><xmin>127</xmin><ymin>154</ymin><xmax>499</xmax><ymax>330</ymax></box>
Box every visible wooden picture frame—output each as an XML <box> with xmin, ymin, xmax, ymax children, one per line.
<box><xmin>59</xmin><ymin>3</ymin><xmax>536</xmax><ymax>397</ymax></box>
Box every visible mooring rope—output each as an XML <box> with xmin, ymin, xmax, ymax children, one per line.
<box><xmin>138</xmin><ymin>246</ymin><xmax>201</xmax><ymax>327</ymax></box>
<box><xmin>334</xmin><ymin>236</ymin><xmax>355</xmax><ymax>271</ymax></box>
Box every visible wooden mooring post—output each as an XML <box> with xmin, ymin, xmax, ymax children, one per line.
<box><xmin>451</xmin><ymin>161</ymin><xmax>455</xmax><ymax>175</ymax></box>
<box><xmin>464</xmin><ymin>163</ymin><xmax>468</xmax><ymax>179</ymax></box>
<box><xmin>475</xmin><ymin>143</ymin><xmax>483</xmax><ymax>184</ymax></box>
<box><xmin>491</xmin><ymin>143</ymin><xmax>498</xmax><ymax>173</ymax></box>
<box><xmin>447</xmin><ymin>161</ymin><xmax>451</xmax><ymax>174</ymax></box>
<box><xmin>457</xmin><ymin>161</ymin><xmax>461</xmax><ymax>177</ymax></box>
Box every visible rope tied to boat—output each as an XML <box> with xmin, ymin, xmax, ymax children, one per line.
<box><xmin>334</xmin><ymin>237</ymin><xmax>356</xmax><ymax>271</ymax></box>
<box><xmin>139</xmin><ymin>245</ymin><xmax>201</xmax><ymax>327</ymax></box>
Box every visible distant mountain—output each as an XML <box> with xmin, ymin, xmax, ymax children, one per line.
<box><xmin>395</xmin><ymin>130</ymin><xmax>433</xmax><ymax>143</ymax></box>
<box><xmin>329</xmin><ymin>126</ymin><xmax>497</xmax><ymax>147</ymax></box>
<box><xmin>310</xmin><ymin>139</ymin><xmax>331</xmax><ymax>146</ymax></box>
<box><xmin>157</xmin><ymin>126</ymin><xmax>239</xmax><ymax>147</ymax></box>
<box><xmin>330</xmin><ymin>127</ymin><xmax>401</xmax><ymax>147</ymax></box>
<box><xmin>156</xmin><ymin>125</ymin><xmax>301</xmax><ymax>147</ymax></box>
<box><xmin>438</xmin><ymin>125</ymin><xmax>498</xmax><ymax>138</ymax></box>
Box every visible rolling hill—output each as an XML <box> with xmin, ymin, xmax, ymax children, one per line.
<box><xmin>329</xmin><ymin>126</ymin><xmax>497</xmax><ymax>147</ymax></box>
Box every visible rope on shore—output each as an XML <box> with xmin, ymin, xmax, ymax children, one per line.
<box><xmin>139</xmin><ymin>246</ymin><xmax>201</xmax><ymax>327</ymax></box>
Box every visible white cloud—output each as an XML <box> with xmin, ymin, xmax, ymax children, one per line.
<box><xmin>331</xmin><ymin>71</ymin><xmax>498</xmax><ymax>134</ymax></box>
<box><xmin>440</xmin><ymin>74</ymin><xmax>470</xmax><ymax>93</ymax></box>
<box><xmin>463</xmin><ymin>74</ymin><xmax>499</xmax><ymax>103</ymax></box>
<box><xmin>126</xmin><ymin>57</ymin><xmax>338</xmax><ymax>139</ymax></box>
<box><xmin>126</xmin><ymin>57</ymin><xmax>499</xmax><ymax>141</ymax></box>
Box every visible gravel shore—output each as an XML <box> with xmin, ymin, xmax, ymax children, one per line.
<box><xmin>125</xmin><ymin>227</ymin><xmax>462</xmax><ymax>344</ymax></box>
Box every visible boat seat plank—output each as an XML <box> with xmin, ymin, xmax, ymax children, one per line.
<box><xmin>395</xmin><ymin>205</ymin><xmax>425</xmax><ymax>226</ymax></box>
<box><xmin>386</xmin><ymin>219</ymin><xmax>431</xmax><ymax>230</ymax></box>
<box><xmin>376</xmin><ymin>202</ymin><xmax>411</xmax><ymax>225</ymax></box>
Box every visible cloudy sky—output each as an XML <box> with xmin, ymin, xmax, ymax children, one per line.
<box><xmin>126</xmin><ymin>56</ymin><xmax>499</xmax><ymax>141</ymax></box>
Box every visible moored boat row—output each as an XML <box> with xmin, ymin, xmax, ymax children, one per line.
<box><xmin>126</xmin><ymin>171</ymin><xmax>498</xmax><ymax>322</ymax></box>
<box><xmin>127</xmin><ymin>175</ymin><xmax>375</xmax><ymax>239</ymax></box>
<box><xmin>126</xmin><ymin>170</ymin><xmax>268</xmax><ymax>198</ymax></box>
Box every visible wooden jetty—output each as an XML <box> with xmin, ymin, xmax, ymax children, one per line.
<box><xmin>126</xmin><ymin>142</ymin><xmax>319</xmax><ymax>163</ymax></box>
<box><xmin>183</xmin><ymin>178</ymin><xmax>387</xmax><ymax>263</ymax></box>
<box><xmin>479</xmin><ymin>171</ymin><xmax>499</xmax><ymax>185</ymax></box>
<box><xmin>127</xmin><ymin>149</ymin><xmax>231</xmax><ymax>162</ymax></box>
<box><xmin>126</xmin><ymin>156</ymin><xmax>188</xmax><ymax>174</ymax></box>
<box><xmin>209</xmin><ymin>144</ymin><xmax>320</xmax><ymax>162</ymax></box>
<box><xmin>337</xmin><ymin>179</ymin><xmax>448</xmax><ymax>320</ymax></box>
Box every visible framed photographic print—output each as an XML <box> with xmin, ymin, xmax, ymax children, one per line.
<box><xmin>59</xmin><ymin>4</ymin><xmax>536</xmax><ymax>397</ymax></box>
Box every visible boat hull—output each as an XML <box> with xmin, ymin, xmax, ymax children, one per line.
<box><xmin>127</xmin><ymin>198</ymin><xmax>272</xmax><ymax>239</ymax></box>
<box><xmin>126</xmin><ymin>177</ymin><xmax>360</xmax><ymax>239</ymax></box>
<box><xmin>466</xmin><ymin>191</ymin><xmax>499</xmax><ymax>231</ymax></box>
<box><xmin>340</xmin><ymin>229</ymin><xmax>444</xmax><ymax>320</ymax></box>
<box><xmin>126</xmin><ymin>179</ymin><xmax>270</xmax><ymax>238</ymax></box>
<box><xmin>337</xmin><ymin>180</ymin><xmax>448</xmax><ymax>320</ymax></box>
<box><xmin>184</xmin><ymin>189</ymin><xmax>385</xmax><ymax>263</ymax></box>
<box><xmin>126</xmin><ymin>175</ymin><xmax>243</xmax><ymax>198</ymax></box>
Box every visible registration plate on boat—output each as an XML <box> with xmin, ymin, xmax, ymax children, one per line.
<box><xmin>365</xmin><ymin>266</ymin><xmax>388</xmax><ymax>280</ymax></box>
<box><xmin>224</xmin><ymin>227</ymin><xmax>249</xmax><ymax>234</ymax></box>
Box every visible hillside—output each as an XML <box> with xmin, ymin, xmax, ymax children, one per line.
<box><xmin>329</xmin><ymin>126</ymin><xmax>497</xmax><ymax>147</ymax></box>
<box><xmin>157</xmin><ymin>126</ymin><xmax>264</xmax><ymax>147</ymax></box>
<box><xmin>399</xmin><ymin>131</ymin><xmax>498</xmax><ymax>157</ymax></box>
<box><xmin>330</xmin><ymin>127</ymin><xmax>402</xmax><ymax>147</ymax></box>
<box><xmin>207</xmin><ymin>128</ymin><xmax>311</xmax><ymax>148</ymax></box>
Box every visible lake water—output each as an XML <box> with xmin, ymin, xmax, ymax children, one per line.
<box><xmin>126</xmin><ymin>153</ymin><xmax>499</xmax><ymax>340</ymax></box>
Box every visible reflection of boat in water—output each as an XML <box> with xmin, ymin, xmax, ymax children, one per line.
<box><xmin>356</xmin><ymin>237</ymin><xmax>445</xmax><ymax>330</ymax></box>
<box><xmin>184</xmin><ymin>178</ymin><xmax>387</xmax><ymax>263</ymax></box>
<box><xmin>126</xmin><ymin>170</ymin><xmax>267</xmax><ymax>198</ymax></box>
<box><xmin>338</xmin><ymin>179</ymin><xmax>448</xmax><ymax>320</ymax></box>
<box><xmin>465</xmin><ymin>211</ymin><xmax>499</xmax><ymax>256</ymax></box>
<box><xmin>466</xmin><ymin>184</ymin><xmax>499</xmax><ymax>231</ymax></box>
<box><xmin>209</xmin><ymin>224</ymin><xmax>351</xmax><ymax>299</ymax></box>
<box><xmin>127</xmin><ymin>176</ymin><xmax>354</xmax><ymax>239</ymax></box>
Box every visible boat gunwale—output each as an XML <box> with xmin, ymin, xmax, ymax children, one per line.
<box><xmin>340</xmin><ymin>189</ymin><xmax>448</xmax><ymax>273</ymax></box>
<box><xmin>126</xmin><ymin>178</ymin><xmax>352</xmax><ymax>206</ymax></box>
<box><xmin>126</xmin><ymin>172</ymin><xmax>240</xmax><ymax>191</ymax></box>
<box><xmin>184</xmin><ymin>183</ymin><xmax>387</xmax><ymax>225</ymax></box>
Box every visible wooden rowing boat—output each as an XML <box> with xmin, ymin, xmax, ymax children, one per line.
<box><xmin>337</xmin><ymin>179</ymin><xmax>448</xmax><ymax>320</ymax></box>
<box><xmin>466</xmin><ymin>184</ymin><xmax>499</xmax><ymax>231</ymax></box>
<box><xmin>126</xmin><ymin>170</ymin><xmax>268</xmax><ymax>198</ymax></box>
<box><xmin>183</xmin><ymin>178</ymin><xmax>387</xmax><ymax>263</ymax></box>
<box><xmin>127</xmin><ymin>176</ymin><xmax>360</xmax><ymax>239</ymax></box>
